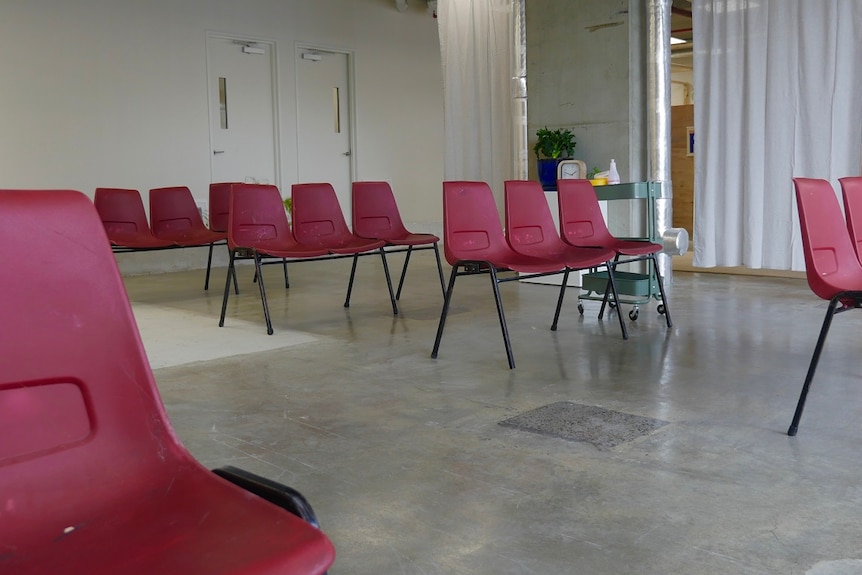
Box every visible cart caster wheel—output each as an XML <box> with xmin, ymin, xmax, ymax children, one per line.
<box><xmin>629</xmin><ymin>308</ymin><xmax>639</xmax><ymax>321</ymax></box>
<box><xmin>657</xmin><ymin>304</ymin><xmax>666</xmax><ymax>315</ymax></box>
<box><xmin>609</xmin><ymin>301</ymin><xmax>617</xmax><ymax>310</ymax></box>
<box><xmin>577</xmin><ymin>303</ymin><xmax>584</xmax><ymax>315</ymax></box>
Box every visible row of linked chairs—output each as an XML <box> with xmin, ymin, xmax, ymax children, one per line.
<box><xmin>214</xmin><ymin>181</ymin><xmax>446</xmax><ymax>335</ymax></box>
<box><xmin>0</xmin><ymin>189</ymin><xmax>336</xmax><ymax>574</ymax></box>
<box><xmin>431</xmin><ymin>179</ymin><xmax>673</xmax><ymax>369</ymax></box>
<box><xmin>94</xmin><ymin>182</ymin><xmax>447</xmax><ymax>336</ymax></box>
<box><xmin>789</xmin><ymin>176</ymin><xmax>862</xmax><ymax>436</ymax></box>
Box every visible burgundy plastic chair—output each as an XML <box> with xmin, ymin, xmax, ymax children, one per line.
<box><xmin>208</xmin><ymin>182</ymin><xmax>240</xmax><ymax>234</ymax></box>
<box><xmin>219</xmin><ymin>183</ymin><xmax>329</xmax><ymax>335</ymax></box>
<box><xmin>211</xmin><ymin>182</ymin><xmax>289</xmax><ymax>290</ymax></box>
<box><xmin>787</xmin><ymin>178</ymin><xmax>862</xmax><ymax>436</ymax></box>
<box><xmin>504</xmin><ymin>179</ymin><xmax>628</xmax><ymax>338</ymax></box>
<box><xmin>150</xmin><ymin>186</ymin><xmax>228</xmax><ymax>291</ymax></box>
<box><xmin>352</xmin><ymin>181</ymin><xmax>446</xmax><ymax>299</ymax></box>
<box><xmin>557</xmin><ymin>178</ymin><xmax>672</xmax><ymax>327</ymax></box>
<box><xmin>292</xmin><ymin>182</ymin><xmax>398</xmax><ymax>315</ymax></box>
<box><xmin>840</xmin><ymin>177</ymin><xmax>862</xmax><ymax>264</ymax></box>
<box><xmin>0</xmin><ymin>189</ymin><xmax>336</xmax><ymax>574</ymax></box>
<box><xmin>93</xmin><ymin>187</ymin><xmax>174</xmax><ymax>249</ymax></box>
<box><xmin>432</xmin><ymin>181</ymin><xmax>590</xmax><ymax>369</ymax></box>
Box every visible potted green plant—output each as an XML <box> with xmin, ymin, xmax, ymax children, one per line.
<box><xmin>534</xmin><ymin>127</ymin><xmax>577</xmax><ymax>190</ymax></box>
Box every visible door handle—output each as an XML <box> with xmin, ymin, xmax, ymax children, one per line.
<box><xmin>342</xmin><ymin>151</ymin><xmax>351</xmax><ymax>157</ymax></box>
<box><xmin>213</xmin><ymin>150</ymin><xmax>225</xmax><ymax>155</ymax></box>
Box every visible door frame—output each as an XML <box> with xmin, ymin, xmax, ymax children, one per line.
<box><xmin>205</xmin><ymin>31</ymin><xmax>282</xmax><ymax>188</ymax></box>
<box><xmin>294</xmin><ymin>43</ymin><xmax>357</xmax><ymax>185</ymax></box>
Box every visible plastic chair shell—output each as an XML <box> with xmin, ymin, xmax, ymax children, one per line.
<box><xmin>504</xmin><ymin>180</ymin><xmax>616</xmax><ymax>268</ymax></box>
<box><xmin>228</xmin><ymin>184</ymin><xmax>328</xmax><ymax>258</ymax></box>
<box><xmin>149</xmin><ymin>186</ymin><xmax>226</xmax><ymax>245</ymax></box>
<box><xmin>796</xmin><ymin>177</ymin><xmax>862</xmax><ymax>300</ymax></box>
<box><xmin>93</xmin><ymin>187</ymin><xmax>174</xmax><ymax>248</ymax></box>
<box><xmin>352</xmin><ymin>181</ymin><xmax>440</xmax><ymax>245</ymax></box>
<box><xmin>292</xmin><ymin>182</ymin><xmax>385</xmax><ymax>254</ymax></box>
<box><xmin>0</xmin><ymin>189</ymin><xmax>335</xmax><ymax>574</ymax></box>
<box><xmin>557</xmin><ymin>178</ymin><xmax>661</xmax><ymax>256</ymax></box>
<box><xmin>209</xmin><ymin>182</ymin><xmax>240</xmax><ymax>233</ymax></box>
<box><xmin>839</xmin><ymin>176</ymin><xmax>862</xmax><ymax>266</ymax></box>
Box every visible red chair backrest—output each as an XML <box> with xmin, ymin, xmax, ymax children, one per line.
<box><xmin>149</xmin><ymin>186</ymin><xmax>208</xmax><ymax>234</ymax></box>
<box><xmin>556</xmin><ymin>179</ymin><xmax>616</xmax><ymax>247</ymax></box>
<box><xmin>209</xmin><ymin>182</ymin><xmax>239</xmax><ymax>233</ymax></box>
<box><xmin>291</xmin><ymin>183</ymin><xmax>353</xmax><ymax>248</ymax></box>
<box><xmin>0</xmin><ymin>189</ymin><xmax>189</xmax><ymax>542</ymax></box>
<box><xmin>840</xmin><ymin>176</ymin><xmax>862</xmax><ymax>263</ymax></box>
<box><xmin>504</xmin><ymin>179</ymin><xmax>567</xmax><ymax>257</ymax></box>
<box><xmin>794</xmin><ymin>177</ymin><xmax>862</xmax><ymax>300</ymax></box>
<box><xmin>442</xmin><ymin>181</ymin><xmax>516</xmax><ymax>265</ymax></box>
<box><xmin>93</xmin><ymin>187</ymin><xmax>152</xmax><ymax>237</ymax></box>
<box><xmin>227</xmin><ymin>183</ymin><xmax>294</xmax><ymax>250</ymax></box>
<box><xmin>351</xmin><ymin>181</ymin><xmax>410</xmax><ymax>240</ymax></box>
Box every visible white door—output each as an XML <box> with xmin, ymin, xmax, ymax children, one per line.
<box><xmin>207</xmin><ymin>35</ymin><xmax>278</xmax><ymax>186</ymax></box>
<box><xmin>295</xmin><ymin>49</ymin><xmax>353</xmax><ymax>221</ymax></box>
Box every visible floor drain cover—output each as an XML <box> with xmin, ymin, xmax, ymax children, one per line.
<box><xmin>499</xmin><ymin>401</ymin><xmax>668</xmax><ymax>449</ymax></box>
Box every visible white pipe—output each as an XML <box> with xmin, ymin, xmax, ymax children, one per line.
<box><xmin>647</xmin><ymin>0</ymin><xmax>688</xmax><ymax>284</ymax></box>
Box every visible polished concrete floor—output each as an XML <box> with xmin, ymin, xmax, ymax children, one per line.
<box><xmin>122</xmin><ymin>255</ymin><xmax>862</xmax><ymax>575</ymax></box>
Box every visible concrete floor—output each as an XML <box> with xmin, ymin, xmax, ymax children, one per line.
<box><xmin>122</xmin><ymin>255</ymin><xmax>862</xmax><ymax>575</ymax></box>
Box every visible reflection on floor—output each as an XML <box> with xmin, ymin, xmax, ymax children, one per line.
<box><xmin>123</xmin><ymin>256</ymin><xmax>862</xmax><ymax>575</ymax></box>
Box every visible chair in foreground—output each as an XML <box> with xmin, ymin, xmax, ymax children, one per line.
<box><xmin>0</xmin><ymin>189</ymin><xmax>335</xmax><ymax>574</ymax></box>
<box><xmin>504</xmin><ymin>179</ymin><xmax>628</xmax><ymax>339</ymax></box>
<box><xmin>292</xmin><ymin>182</ymin><xmax>398</xmax><ymax>315</ymax></box>
<box><xmin>352</xmin><ymin>181</ymin><xmax>446</xmax><ymax>299</ymax></box>
<box><xmin>432</xmin><ymin>181</ymin><xmax>586</xmax><ymax>369</ymax></box>
<box><xmin>556</xmin><ymin>178</ymin><xmax>672</xmax><ymax>327</ymax></box>
<box><xmin>220</xmin><ymin>183</ymin><xmax>330</xmax><ymax>335</ymax></box>
<box><xmin>787</xmin><ymin>178</ymin><xmax>862</xmax><ymax>436</ymax></box>
<box><xmin>93</xmin><ymin>187</ymin><xmax>174</xmax><ymax>250</ymax></box>
<box><xmin>149</xmin><ymin>185</ymin><xmax>228</xmax><ymax>291</ymax></box>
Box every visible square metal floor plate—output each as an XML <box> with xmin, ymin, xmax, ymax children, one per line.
<box><xmin>499</xmin><ymin>401</ymin><xmax>669</xmax><ymax>449</ymax></box>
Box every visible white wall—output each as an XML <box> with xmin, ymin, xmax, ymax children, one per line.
<box><xmin>0</xmin><ymin>0</ymin><xmax>443</xmax><ymax>274</ymax></box>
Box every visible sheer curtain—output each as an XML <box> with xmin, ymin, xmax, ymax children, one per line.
<box><xmin>438</xmin><ymin>0</ymin><xmax>514</xmax><ymax>202</ymax></box>
<box><xmin>693</xmin><ymin>0</ymin><xmax>862</xmax><ymax>270</ymax></box>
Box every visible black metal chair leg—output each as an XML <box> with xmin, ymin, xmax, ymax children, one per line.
<box><xmin>433</xmin><ymin>243</ymin><xmax>446</xmax><ymax>298</ymax></box>
<box><xmin>219</xmin><ymin>250</ymin><xmax>238</xmax><ymax>327</ymax></box>
<box><xmin>227</xmin><ymin>245</ymin><xmax>239</xmax><ymax>295</ymax></box>
<box><xmin>788</xmin><ymin>298</ymin><xmax>840</xmax><ymax>436</ymax></box>
<box><xmin>651</xmin><ymin>253</ymin><xmax>673</xmax><ymax>327</ymax></box>
<box><xmin>551</xmin><ymin>269</ymin><xmax>571</xmax><ymax>331</ymax></box>
<box><xmin>598</xmin><ymin>255</ymin><xmax>621</xmax><ymax>320</ymax></box>
<box><xmin>253</xmin><ymin>253</ymin><xmax>274</xmax><ymax>335</ymax></box>
<box><xmin>283</xmin><ymin>259</ymin><xmax>289</xmax><ymax>288</ymax></box>
<box><xmin>395</xmin><ymin>246</ymin><xmax>413</xmax><ymax>301</ymax></box>
<box><xmin>489</xmin><ymin>267</ymin><xmax>516</xmax><ymax>369</ymax></box>
<box><xmin>431</xmin><ymin>265</ymin><xmax>459</xmax><ymax>359</ymax></box>
<box><xmin>605</xmin><ymin>264</ymin><xmax>629</xmax><ymax>340</ymax></box>
<box><xmin>378</xmin><ymin>248</ymin><xmax>399</xmax><ymax>315</ymax></box>
<box><xmin>343</xmin><ymin>254</ymin><xmax>359</xmax><ymax>308</ymax></box>
<box><xmin>204</xmin><ymin>243</ymin><xmax>214</xmax><ymax>290</ymax></box>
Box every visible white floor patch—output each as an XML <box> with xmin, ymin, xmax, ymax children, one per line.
<box><xmin>132</xmin><ymin>304</ymin><xmax>318</xmax><ymax>369</ymax></box>
<box><xmin>807</xmin><ymin>560</ymin><xmax>862</xmax><ymax>575</ymax></box>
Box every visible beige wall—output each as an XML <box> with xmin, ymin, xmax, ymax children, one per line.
<box><xmin>0</xmin><ymin>0</ymin><xmax>444</xmax><ymax>274</ymax></box>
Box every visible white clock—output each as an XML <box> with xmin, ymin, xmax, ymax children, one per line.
<box><xmin>557</xmin><ymin>159</ymin><xmax>587</xmax><ymax>180</ymax></box>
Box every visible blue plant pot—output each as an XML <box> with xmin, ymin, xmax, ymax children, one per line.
<box><xmin>537</xmin><ymin>159</ymin><xmax>560</xmax><ymax>191</ymax></box>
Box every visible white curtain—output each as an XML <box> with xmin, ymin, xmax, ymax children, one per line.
<box><xmin>693</xmin><ymin>0</ymin><xmax>862</xmax><ymax>270</ymax></box>
<box><xmin>438</xmin><ymin>0</ymin><xmax>514</xmax><ymax>203</ymax></box>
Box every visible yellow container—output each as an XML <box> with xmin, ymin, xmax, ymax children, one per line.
<box><xmin>589</xmin><ymin>177</ymin><xmax>608</xmax><ymax>186</ymax></box>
